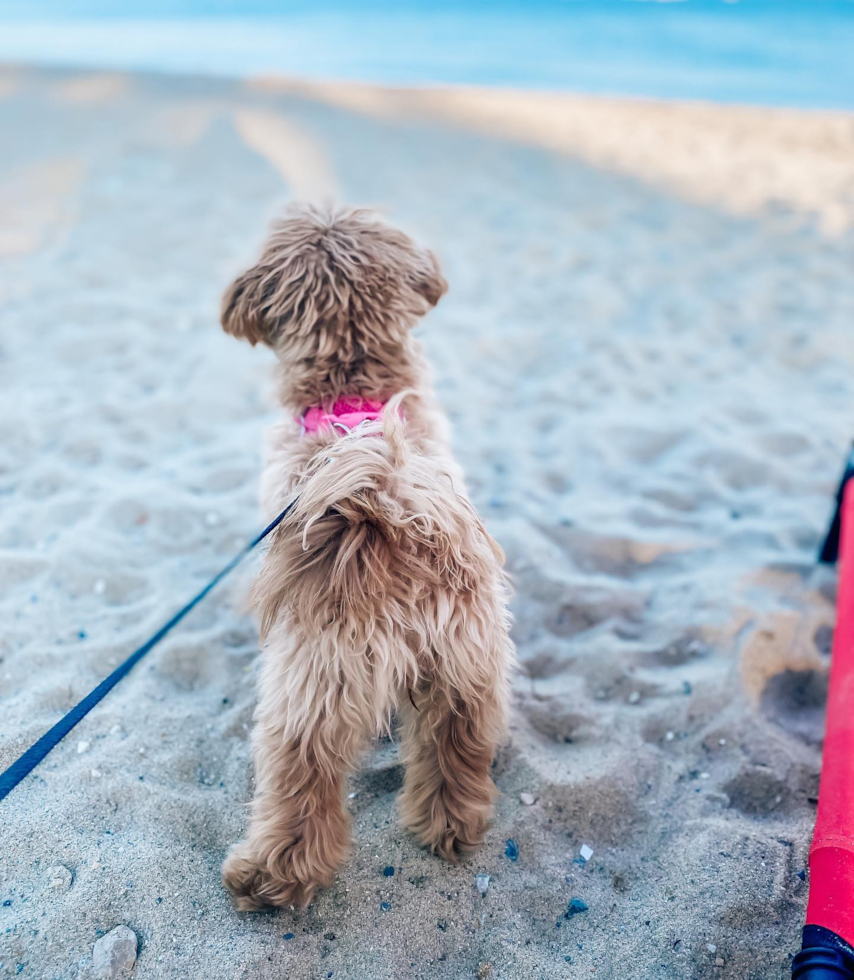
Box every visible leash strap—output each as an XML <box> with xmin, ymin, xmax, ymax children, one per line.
<box><xmin>0</xmin><ymin>498</ymin><xmax>297</xmax><ymax>803</ymax></box>
<box><xmin>819</xmin><ymin>444</ymin><xmax>854</xmax><ymax>564</ymax></box>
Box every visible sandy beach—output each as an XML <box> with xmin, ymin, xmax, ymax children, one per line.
<box><xmin>1</xmin><ymin>64</ymin><xmax>853</xmax><ymax>980</ymax></box>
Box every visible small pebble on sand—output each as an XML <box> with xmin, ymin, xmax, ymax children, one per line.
<box><xmin>520</xmin><ymin>792</ymin><xmax>536</xmax><ymax>806</ymax></box>
<box><xmin>665</xmin><ymin>731</ymin><xmax>675</xmax><ymax>742</ymax></box>
<box><xmin>92</xmin><ymin>925</ymin><xmax>137</xmax><ymax>979</ymax></box>
<box><xmin>628</xmin><ymin>691</ymin><xmax>641</xmax><ymax>704</ymax></box>
<box><xmin>564</xmin><ymin>898</ymin><xmax>589</xmax><ymax>919</ymax></box>
<box><xmin>475</xmin><ymin>873</ymin><xmax>490</xmax><ymax>896</ymax></box>
<box><xmin>44</xmin><ymin>865</ymin><xmax>73</xmax><ymax>893</ymax></box>
<box><xmin>715</xmin><ymin>957</ymin><xmax>725</xmax><ymax>967</ymax></box>
<box><xmin>77</xmin><ymin>740</ymin><xmax>90</xmax><ymax>754</ymax></box>
<box><xmin>579</xmin><ymin>844</ymin><xmax>594</xmax><ymax>862</ymax></box>
<box><xmin>706</xmin><ymin>943</ymin><xmax>717</xmax><ymax>953</ymax></box>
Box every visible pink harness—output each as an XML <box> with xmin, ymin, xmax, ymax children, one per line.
<box><xmin>299</xmin><ymin>396</ymin><xmax>389</xmax><ymax>436</ymax></box>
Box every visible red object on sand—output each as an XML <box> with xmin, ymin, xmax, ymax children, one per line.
<box><xmin>807</xmin><ymin>480</ymin><xmax>854</xmax><ymax>947</ymax></box>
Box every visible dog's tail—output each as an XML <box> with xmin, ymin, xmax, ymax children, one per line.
<box><xmin>252</xmin><ymin>393</ymin><xmax>504</xmax><ymax>646</ymax></box>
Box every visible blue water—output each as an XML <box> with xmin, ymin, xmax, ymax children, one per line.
<box><xmin>0</xmin><ymin>1</ymin><xmax>852</xmax><ymax>109</ymax></box>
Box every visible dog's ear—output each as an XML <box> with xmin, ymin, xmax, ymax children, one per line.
<box><xmin>221</xmin><ymin>266</ymin><xmax>272</xmax><ymax>347</ymax></box>
<box><xmin>221</xmin><ymin>205</ymin><xmax>349</xmax><ymax>349</ymax></box>
<box><xmin>410</xmin><ymin>248</ymin><xmax>447</xmax><ymax>310</ymax></box>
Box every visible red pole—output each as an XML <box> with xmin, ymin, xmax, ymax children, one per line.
<box><xmin>794</xmin><ymin>479</ymin><xmax>854</xmax><ymax>977</ymax></box>
<box><xmin>808</xmin><ymin>480</ymin><xmax>854</xmax><ymax>944</ymax></box>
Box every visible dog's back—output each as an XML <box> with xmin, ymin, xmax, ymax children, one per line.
<box><xmin>254</xmin><ymin>398</ymin><xmax>509</xmax><ymax>713</ymax></box>
<box><xmin>218</xmin><ymin>205</ymin><xmax>514</xmax><ymax>911</ymax></box>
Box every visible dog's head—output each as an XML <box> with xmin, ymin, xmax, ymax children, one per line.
<box><xmin>221</xmin><ymin>205</ymin><xmax>446</xmax><ymax>364</ymax></box>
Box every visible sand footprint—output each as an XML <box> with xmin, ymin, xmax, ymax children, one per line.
<box><xmin>722</xmin><ymin>765</ymin><xmax>793</xmax><ymax>816</ymax></box>
<box><xmin>157</xmin><ymin>641</ymin><xmax>214</xmax><ymax>692</ymax></box>
<box><xmin>546</xmin><ymin>582</ymin><xmax>648</xmax><ymax>639</ymax></box>
<box><xmin>692</xmin><ymin>447</ymin><xmax>774</xmax><ymax>491</ymax></box>
<box><xmin>759</xmin><ymin>668</ymin><xmax>826</xmax><ymax>745</ymax></box>
<box><xmin>520</xmin><ymin>694</ymin><xmax>595</xmax><ymax>745</ymax></box>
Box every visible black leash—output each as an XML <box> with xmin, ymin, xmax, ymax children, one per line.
<box><xmin>819</xmin><ymin>443</ymin><xmax>854</xmax><ymax>565</ymax></box>
<box><xmin>0</xmin><ymin>498</ymin><xmax>297</xmax><ymax>803</ymax></box>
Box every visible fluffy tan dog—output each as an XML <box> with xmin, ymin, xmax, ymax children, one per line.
<box><xmin>219</xmin><ymin>204</ymin><xmax>514</xmax><ymax>910</ymax></box>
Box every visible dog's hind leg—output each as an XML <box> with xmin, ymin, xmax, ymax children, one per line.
<box><xmin>398</xmin><ymin>640</ymin><xmax>509</xmax><ymax>861</ymax></box>
<box><xmin>222</xmin><ymin>633</ymin><xmax>381</xmax><ymax>910</ymax></box>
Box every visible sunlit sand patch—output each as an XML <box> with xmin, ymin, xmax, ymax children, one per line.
<box><xmin>738</xmin><ymin>609</ymin><xmax>826</xmax><ymax>703</ymax></box>
<box><xmin>256</xmin><ymin>77</ymin><xmax>854</xmax><ymax>234</ymax></box>
<box><xmin>54</xmin><ymin>72</ymin><xmax>130</xmax><ymax>103</ymax></box>
<box><xmin>699</xmin><ymin>605</ymin><xmax>756</xmax><ymax>652</ymax></box>
<box><xmin>555</xmin><ymin>525</ymin><xmax>706</xmax><ymax>573</ymax></box>
<box><xmin>248</xmin><ymin>74</ymin><xmax>400</xmax><ymax>120</ymax></box>
<box><xmin>421</xmin><ymin>91</ymin><xmax>854</xmax><ymax>235</ymax></box>
<box><xmin>233</xmin><ymin>107</ymin><xmax>338</xmax><ymax>201</ymax></box>
<box><xmin>0</xmin><ymin>157</ymin><xmax>83</xmax><ymax>257</ymax></box>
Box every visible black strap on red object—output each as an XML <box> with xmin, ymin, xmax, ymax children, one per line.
<box><xmin>819</xmin><ymin>445</ymin><xmax>854</xmax><ymax>564</ymax></box>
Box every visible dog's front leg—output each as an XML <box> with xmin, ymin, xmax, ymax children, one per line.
<box><xmin>222</xmin><ymin>639</ymin><xmax>370</xmax><ymax>911</ymax></box>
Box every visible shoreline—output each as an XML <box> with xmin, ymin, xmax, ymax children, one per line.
<box><xmin>0</xmin><ymin>0</ymin><xmax>851</xmax><ymax>111</ymax></box>
<box><xmin>258</xmin><ymin>71</ymin><xmax>854</xmax><ymax>116</ymax></box>
<box><xmin>7</xmin><ymin>57</ymin><xmax>854</xmax><ymax>114</ymax></box>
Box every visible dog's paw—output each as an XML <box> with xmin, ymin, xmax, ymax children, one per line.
<box><xmin>221</xmin><ymin>841</ymin><xmax>316</xmax><ymax>911</ymax></box>
<box><xmin>400</xmin><ymin>797</ymin><xmax>491</xmax><ymax>863</ymax></box>
<box><xmin>428</xmin><ymin>819</ymin><xmax>489</xmax><ymax>863</ymax></box>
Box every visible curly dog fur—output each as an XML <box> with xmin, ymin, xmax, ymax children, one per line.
<box><xmin>219</xmin><ymin>205</ymin><xmax>514</xmax><ymax>910</ymax></box>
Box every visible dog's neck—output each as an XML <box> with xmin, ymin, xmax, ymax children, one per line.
<box><xmin>276</xmin><ymin>337</ymin><xmax>423</xmax><ymax>414</ymax></box>
<box><xmin>299</xmin><ymin>396</ymin><xmax>389</xmax><ymax>436</ymax></box>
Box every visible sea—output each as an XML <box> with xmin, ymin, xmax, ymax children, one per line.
<box><xmin>0</xmin><ymin>0</ymin><xmax>851</xmax><ymax>109</ymax></box>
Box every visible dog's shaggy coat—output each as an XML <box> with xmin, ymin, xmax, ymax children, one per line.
<box><xmin>219</xmin><ymin>205</ymin><xmax>514</xmax><ymax>910</ymax></box>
